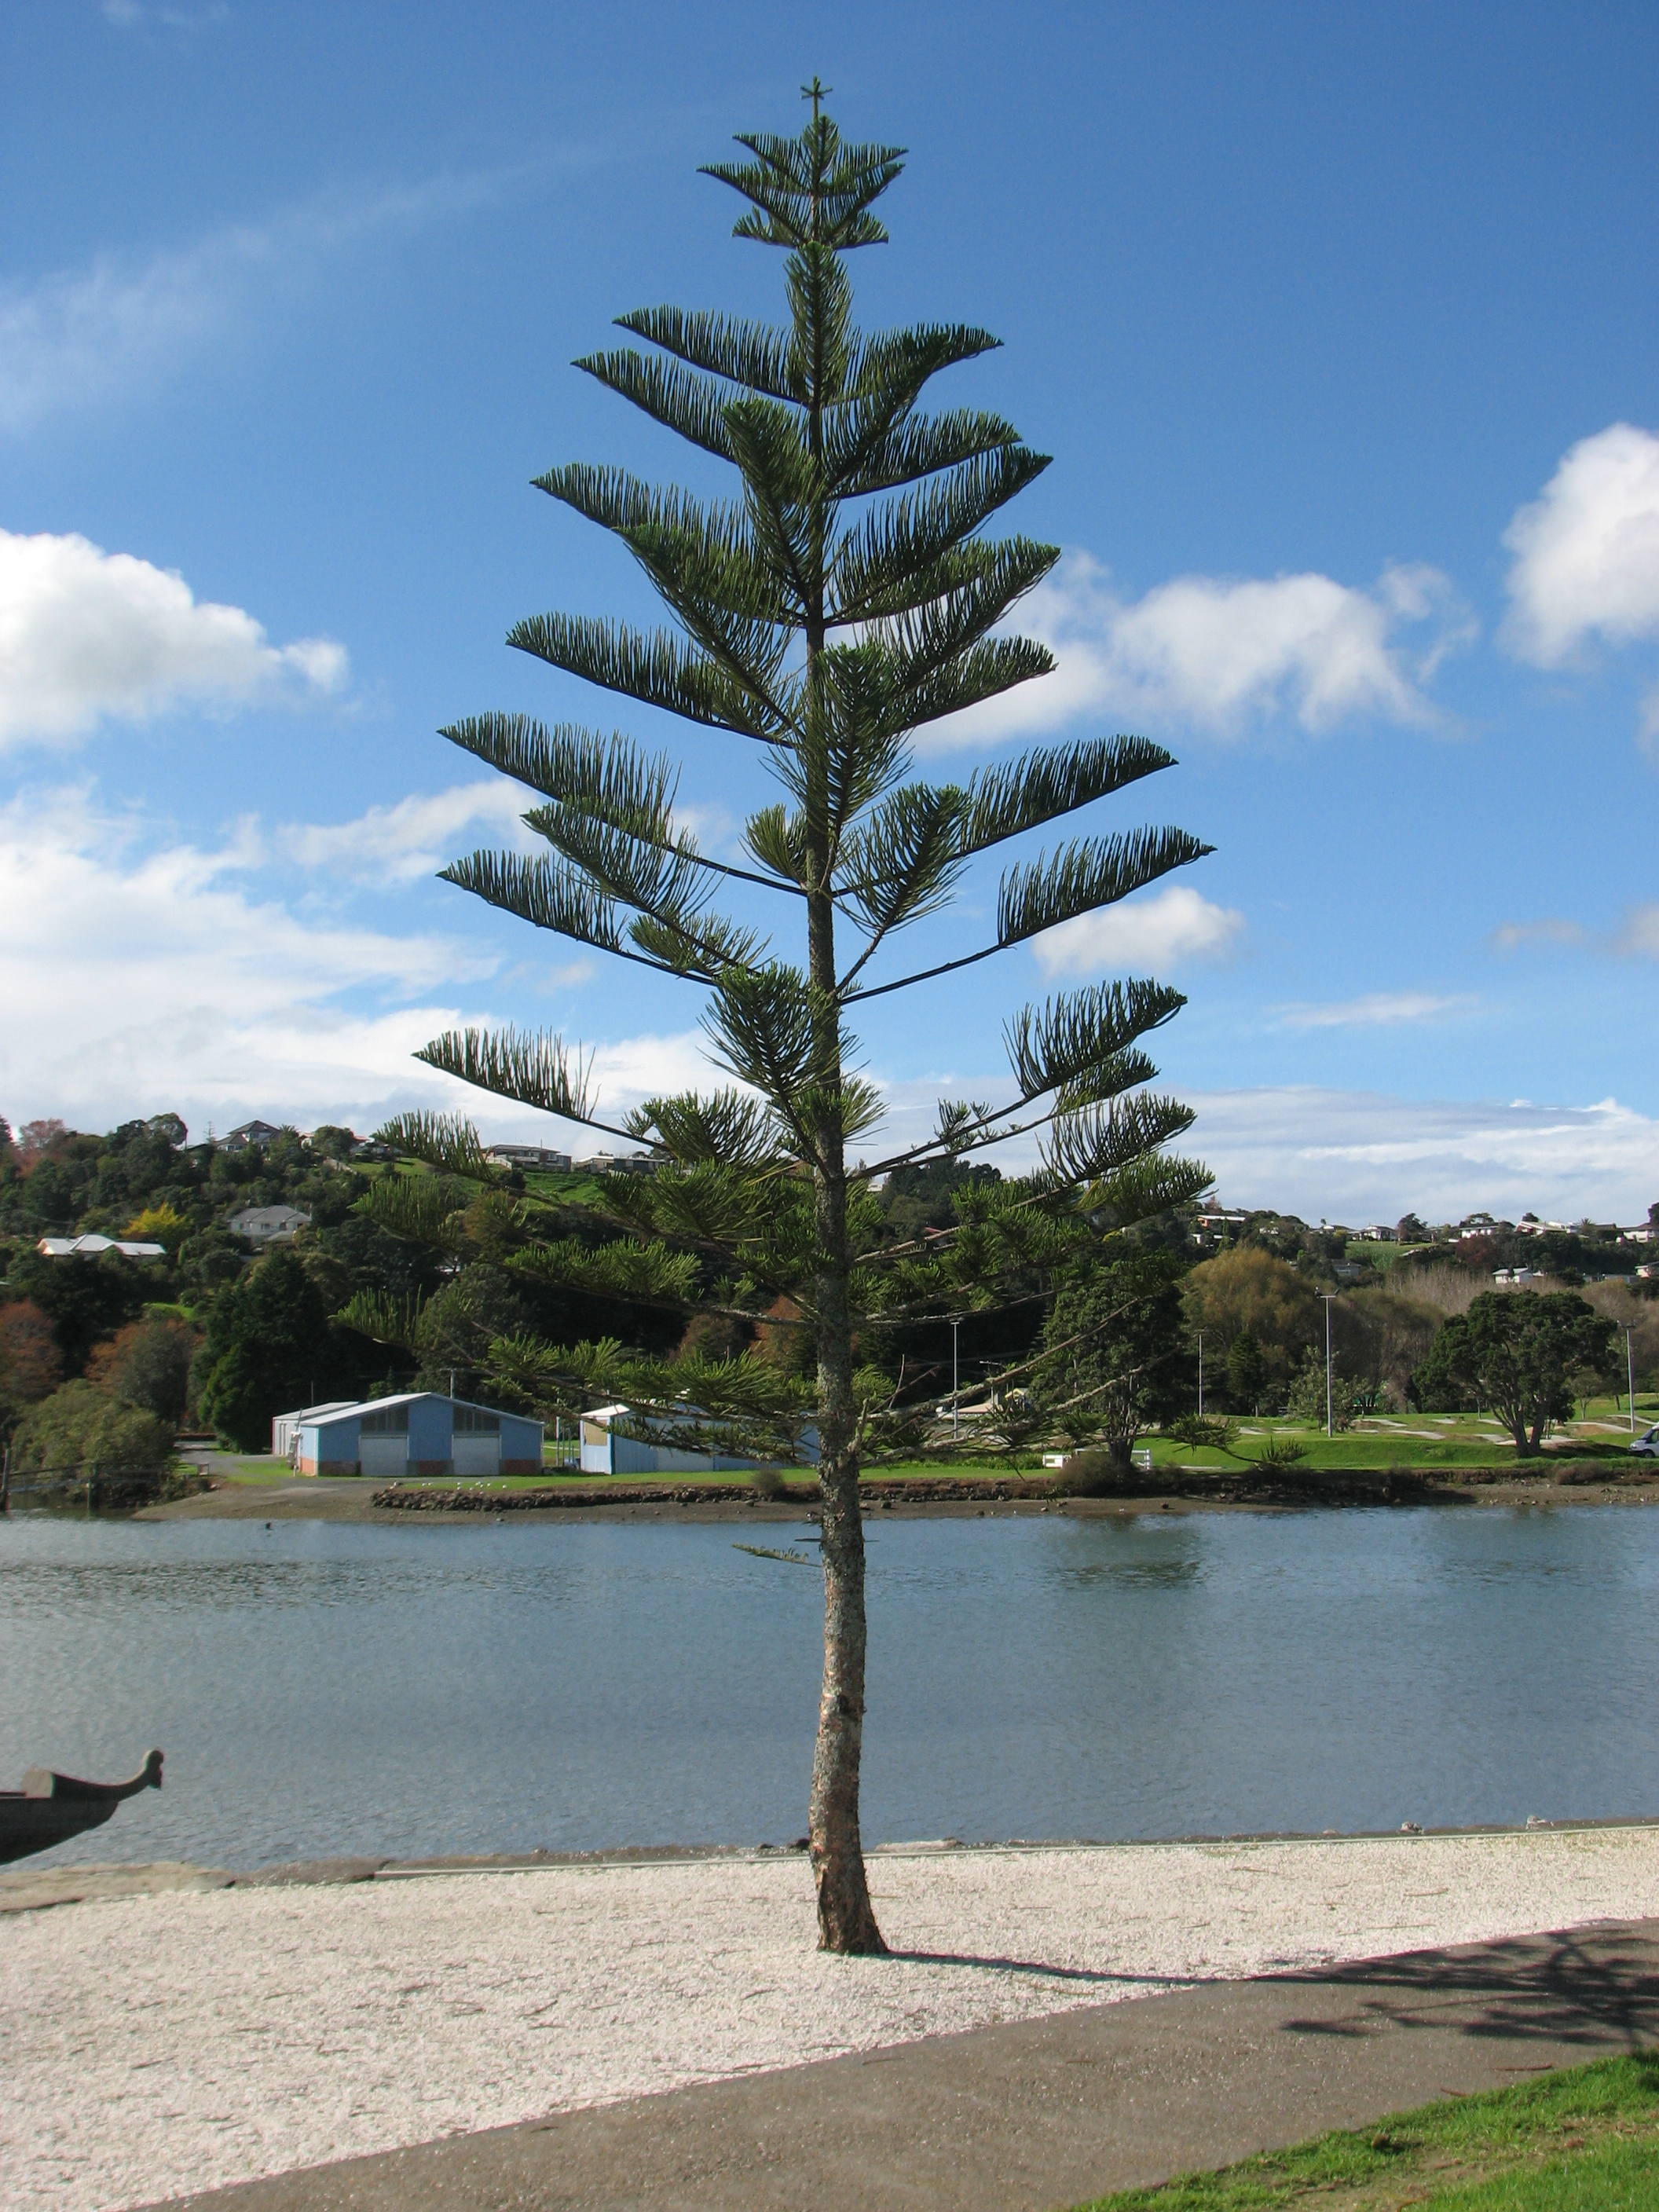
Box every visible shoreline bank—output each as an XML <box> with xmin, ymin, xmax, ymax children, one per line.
<box><xmin>121</xmin><ymin>1463</ymin><xmax>1659</xmax><ymax>1522</ymax></box>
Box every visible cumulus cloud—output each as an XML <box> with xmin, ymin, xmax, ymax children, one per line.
<box><xmin>1275</xmin><ymin>991</ymin><xmax>1477</xmax><ymax>1029</ymax></box>
<box><xmin>1032</xmin><ymin>885</ymin><xmax>1243</xmax><ymax>977</ymax></box>
<box><xmin>1503</xmin><ymin>423</ymin><xmax>1659</xmax><ymax>666</ymax></box>
<box><xmin>0</xmin><ymin>784</ymin><xmax>723</xmax><ymax>1144</ymax></box>
<box><xmin>928</xmin><ymin>553</ymin><xmax>1470</xmax><ymax>750</ymax></box>
<box><xmin>863</xmin><ymin>1068</ymin><xmax>1659</xmax><ymax>1223</ymax></box>
<box><xmin>0</xmin><ymin>529</ymin><xmax>346</xmax><ymax>746</ymax></box>
<box><xmin>1185</xmin><ymin>1087</ymin><xmax>1659</xmax><ymax>1225</ymax></box>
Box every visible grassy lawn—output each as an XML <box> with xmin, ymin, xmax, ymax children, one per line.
<box><xmin>1075</xmin><ymin>2054</ymin><xmax>1659</xmax><ymax>2212</ymax></box>
<box><xmin>1141</xmin><ymin>1407</ymin><xmax>1657</xmax><ymax>1476</ymax></box>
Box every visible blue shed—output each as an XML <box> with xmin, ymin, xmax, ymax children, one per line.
<box><xmin>291</xmin><ymin>1392</ymin><xmax>544</xmax><ymax>1478</ymax></box>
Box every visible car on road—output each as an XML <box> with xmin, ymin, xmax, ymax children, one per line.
<box><xmin>1629</xmin><ymin>1426</ymin><xmax>1659</xmax><ymax>1457</ymax></box>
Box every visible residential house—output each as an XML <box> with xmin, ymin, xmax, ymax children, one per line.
<box><xmin>215</xmin><ymin>1120</ymin><xmax>284</xmax><ymax>1153</ymax></box>
<box><xmin>35</xmin><ymin>1233</ymin><xmax>167</xmax><ymax>1260</ymax></box>
<box><xmin>485</xmin><ymin>1144</ymin><xmax>573</xmax><ymax>1171</ymax></box>
<box><xmin>227</xmin><ymin>1204</ymin><xmax>311</xmax><ymax>1245</ymax></box>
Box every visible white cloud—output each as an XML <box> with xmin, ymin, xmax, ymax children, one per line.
<box><xmin>1491</xmin><ymin>918</ymin><xmax>1588</xmax><ymax>952</ymax></box>
<box><xmin>1503</xmin><ymin>423</ymin><xmax>1659</xmax><ymax>665</ymax></box>
<box><xmin>1615</xmin><ymin>903</ymin><xmax>1659</xmax><ymax>958</ymax></box>
<box><xmin>1032</xmin><ymin>885</ymin><xmax>1243</xmax><ymax>976</ymax></box>
<box><xmin>0</xmin><ymin>784</ymin><xmax>725</xmax><ymax>1144</ymax></box>
<box><xmin>103</xmin><ymin>1</ymin><xmax>229</xmax><ymax>28</ymax></box>
<box><xmin>0</xmin><ymin>529</ymin><xmax>346</xmax><ymax>747</ymax></box>
<box><xmin>1187</xmin><ymin>1087</ymin><xmax>1659</xmax><ymax>1225</ymax></box>
<box><xmin>1490</xmin><ymin>906</ymin><xmax>1659</xmax><ymax>958</ymax></box>
<box><xmin>1275</xmin><ymin>991</ymin><xmax>1477</xmax><ymax>1030</ymax></box>
<box><xmin>859</xmin><ymin>1069</ymin><xmax>1659</xmax><ymax>1223</ymax></box>
<box><xmin>276</xmin><ymin>783</ymin><xmax>541</xmax><ymax>885</ymax></box>
<box><xmin>0</xmin><ymin>168</ymin><xmax>541</xmax><ymax>438</ymax></box>
<box><xmin>930</xmin><ymin>553</ymin><xmax>1470</xmax><ymax>749</ymax></box>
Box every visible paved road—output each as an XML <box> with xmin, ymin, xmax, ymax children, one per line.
<box><xmin>160</xmin><ymin>1917</ymin><xmax>1659</xmax><ymax>2212</ymax></box>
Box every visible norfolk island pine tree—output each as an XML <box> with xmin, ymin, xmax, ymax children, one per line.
<box><xmin>394</xmin><ymin>89</ymin><xmax>1215</xmax><ymax>1954</ymax></box>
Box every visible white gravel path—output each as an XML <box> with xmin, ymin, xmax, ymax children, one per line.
<box><xmin>3</xmin><ymin>1827</ymin><xmax>1657</xmax><ymax>2212</ymax></box>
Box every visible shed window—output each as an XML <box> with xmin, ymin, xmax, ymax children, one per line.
<box><xmin>360</xmin><ymin>1405</ymin><xmax>409</xmax><ymax>1434</ymax></box>
<box><xmin>452</xmin><ymin>1406</ymin><xmax>500</xmax><ymax>1433</ymax></box>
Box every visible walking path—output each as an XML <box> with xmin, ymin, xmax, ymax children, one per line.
<box><xmin>3</xmin><ymin>1827</ymin><xmax>1657</xmax><ymax>2212</ymax></box>
<box><xmin>168</xmin><ymin>1917</ymin><xmax>1659</xmax><ymax>2211</ymax></box>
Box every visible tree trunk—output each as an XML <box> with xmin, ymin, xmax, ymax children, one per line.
<box><xmin>808</xmin><ymin>1242</ymin><xmax>885</xmax><ymax>1954</ymax></box>
<box><xmin>802</xmin><ymin>736</ymin><xmax>884</xmax><ymax>1954</ymax></box>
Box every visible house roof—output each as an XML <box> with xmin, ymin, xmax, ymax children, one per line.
<box><xmin>295</xmin><ymin>1390</ymin><xmax>540</xmax><ymax>1427</ymax></box>
<box><xmin>36</xmin><ymin>1233</ymin><xmax>167</xmax><ymax>1259</ymax></box>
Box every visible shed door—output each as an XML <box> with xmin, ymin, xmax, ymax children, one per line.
<box><xmin>452</xmin><ymin>1433</ymin><xmax>501</xmax><ymax>1476</ymax></box>
<box><xmin>358</xmin><ymin>1435</ymin><xmax>408</xmax><ymax>1478</ymax></box>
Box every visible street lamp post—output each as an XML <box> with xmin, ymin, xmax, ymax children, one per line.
<box><xmin>1627</xmin><ymin>1324</ymin><xmax>1637</xmax><ymax>1436</ymax></box>
<box><xmin>950</xmin><ymin>1315</ymin><xmax>962</xmax><ymax>1445</ymax></box>
<box><xmin>1321</xmin><ymin>1294</ymin><xmax>1337</xmax><ymax>1439</ymax></box>
<box><xmin>1198</xmin><ymin>1331</ymin><xmax>1204</xmax><ymax>1419</ymax></box>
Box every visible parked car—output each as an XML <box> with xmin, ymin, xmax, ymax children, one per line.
<box><xmin>1629</xmin><ymin>1426</ymin><xmax>1659</xmax><ymax>1458</ymax></box>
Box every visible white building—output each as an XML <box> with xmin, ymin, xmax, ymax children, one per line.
<box><xmin>227</xmin><ymin>1204</ymin><xmax>311</xmax><ymax>1244</ymax></box>
<box><xmin>274</xmin><ymin>1391</ymin><xmax>544</xmax><ymax>1477</ymax></box>
<box><xmin>272</xmin><ymin>1401</ymin><xmax>356</xmax><ymax>1457</ymax></box>
<box><xmin>577</xmin><ymin>1151</ymin><xmax>657</xmax><ymax>1176</ymax></box>
<box><xmin>578</xmin><ymin>1402</ymin><xmax>814</xmax><ymax>1478</ymax></box>
<box><xmin>485</xmin><ymin>1144</ymin><xmax>573</xmax><ymax>1171</ymax></box>
<box><xmin>35</xmin><ymin>1233</ymin><xmax>167</xmax><ymax>1260</ymax></box>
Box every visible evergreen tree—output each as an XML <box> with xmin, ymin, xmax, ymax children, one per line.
<box><xmin>401</xmin><ymin>88</ymin><xmax>1214</xmax><ymax>1953</ymax></box>
<box><xmin>196</xmin><ymin>1250</ymin><xmax>337</xmax><ymax>1452</ymax></box>
<box><xmin>1037</xmin><ymin>1251</ymin><xmax>1192</xmax><ymax>1466</ymax></box>
<box><xmin>1225</xmin><ymin>1328</ymin><xmax>1269</xmax><ymax>1414</ymax></box>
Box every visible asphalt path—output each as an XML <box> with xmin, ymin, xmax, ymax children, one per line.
<box><xmin>157</xmin><ymin>1917</ymin><xmax>1659</xmax><ymax>2212</ymax></box>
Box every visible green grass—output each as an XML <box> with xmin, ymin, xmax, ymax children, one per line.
<box><xmin>1142</xmin><ymin>1411</ymin><xmax>1657</xmax><ymax>1478</ymax></box>
<box><xmin>1073</xmin><ymin>2055</ymin><xmax>1659</xmax><ymax>2212</ymax></box>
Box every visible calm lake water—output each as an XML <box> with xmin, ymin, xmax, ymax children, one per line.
<box><xmin>3</xmin><ymin>1506</ymin><xmax>1657</xmax><ymax>1870</ymax></box>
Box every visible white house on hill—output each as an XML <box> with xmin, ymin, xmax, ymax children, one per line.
<box><xmin>36</xmin><ymin>1233</ymin><xmax>167</xmax><ymax>1260</ymax></box>
<box><xmin>227</xmin><ymin>1204</ymin><xmax>311</xmax><ymax>1244</ymax></box>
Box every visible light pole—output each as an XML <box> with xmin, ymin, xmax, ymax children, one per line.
<box><xmin>1321</xmin><ymin>1293</ymin><xmax>1337</xmax><ymax>1438</ymax></box>
<box><xmin>950</xmin><ymin>1314</ymin><xmax>962</xmax><ymax>1445</ymax></box>
<box><xmin>1197</xmin><ymin>1331</ymin><xmax>1204</xmax><ymax>1418</ymax></box>
<box><xmin>1627</xmin><ymin>1324</ymin><xmax>1637</xmax><ymax>1436</ymax></box>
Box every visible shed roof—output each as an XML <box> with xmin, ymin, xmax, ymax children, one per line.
<box><xmin>300</xmin><ymin>1390</ymin><xmax>540</xmax><ymax>1426</ymax></box>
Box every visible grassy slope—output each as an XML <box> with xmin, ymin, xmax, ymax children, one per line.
<box><xmin>1075</xmin><ymin>2055</ymin><xmax>1659</xmax><ymax>2212</ymax></box>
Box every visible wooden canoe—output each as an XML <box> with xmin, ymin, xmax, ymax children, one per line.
<box><xmin>0</xmin><ymin>1749</ymin><xmax>163</xmax><ymax>1864</ymax></box>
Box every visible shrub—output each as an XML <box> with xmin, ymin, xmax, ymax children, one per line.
<box><xmin>1053</xmin><ymin>1447</ymin><xmax>1127</xmax><ymax>1497</ymax></box>
<box><xmin>13</xmin><ymin>1379</ymin><xmax>173</xmax><ymax>1479</ymax></box>
<box><xmin>1257</xmin><ymin>1434</ymin><xmax>1307</xmax><ymax>1467</ymax></box>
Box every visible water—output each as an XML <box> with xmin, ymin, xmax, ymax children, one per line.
<box><xmin>2</xmin><ymin>1506</ymin><xmax>1657</xmax><ymax>1870</ymax></box>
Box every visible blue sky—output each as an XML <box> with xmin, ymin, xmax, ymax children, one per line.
<box><xmin>2</xmin><ymin>1</ymin><xmax>1657</xmax><ymax>1222</ymax></box>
